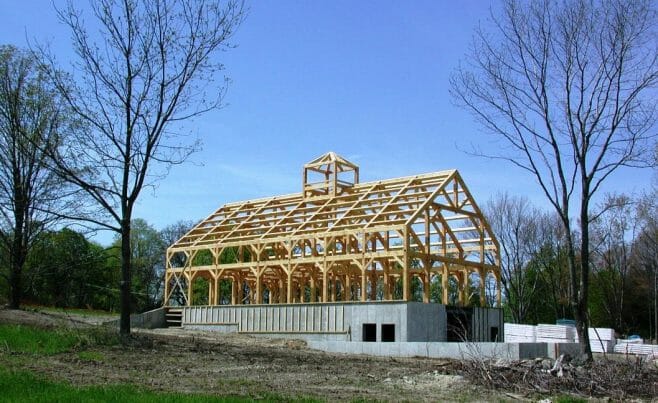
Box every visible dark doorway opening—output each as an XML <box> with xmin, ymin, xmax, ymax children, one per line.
<box><xmin>446</xmin><ymin>307</ymin><xmax>472</xmax><ymax>342</ymax></box>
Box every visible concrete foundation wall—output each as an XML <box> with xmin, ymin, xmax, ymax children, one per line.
<box><xmin>182</xmin><ymin>301</ymin><xmax>449</xmax><ymax>342</ymax></box>
<box><xmin>346</xmin><ymin>302</ymin><xmax>407</xmax><ymax>342</ymax></box>
<box><xmin>183</xmin><ymin>303</ymin><xmax>348</xmax><ymax>335</ymax></box>
<box><xmin>181</xmin><ymin>302</ymin><xmax>506</xmax><ymax>345</ymax></box>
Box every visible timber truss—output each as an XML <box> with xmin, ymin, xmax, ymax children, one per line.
<box><xmin>165</xmin><ymin>152</ymin><xmax>501</xmax><ymax>307</ymax></box>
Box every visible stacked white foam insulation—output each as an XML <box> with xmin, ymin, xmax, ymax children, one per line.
<box><xmin>503</xmin><ymin>323</ymin><xmax>536</xmax><ymax>342</ymax></box>
<box><xmin>583</xmin><ymin>327</ymin><xmax>616</xmax><ymax>353</ymax></box>
<box><xmin>614</xmin><ymin>339</ymin><xmax>658</xmax><ymax>355</ymax></box>
<box><xmin>536</xmin><ymin>324</ymin><xmax>577</xmax><ymax>343</ymax></box>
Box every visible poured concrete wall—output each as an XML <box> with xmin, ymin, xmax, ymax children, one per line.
<box><xmin>105</xmin><ymin>307</ymin><xmax>166</xmax><ymax>329</ymax></box>
<box><xmin>182</xmin><ymin>301</ymin><xmax>448</xmax><ymax>342</ymax></box>
<box><xmin>406</xmin><ymin>303</ymin><xmax>446</xmax><ymax>342</ymax></box>
<box><xmin>180</xmin><ymin>302</ymin><xmax>507</xmax><ymax>344</ymax></box>
<box><xmin>306</xmin><ymin>340</ymin><xmax>581</xmax><ymax>360</ymax></box>
<box><xmin>183</xmin><ymin>303</ymin><xmax>348</xmax><ymax>336</ymax></box>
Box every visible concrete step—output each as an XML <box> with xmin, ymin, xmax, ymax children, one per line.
<box><xmin>165</xmin><ymin>307</ymin><xmax>183</xmax><ymax>328</ymax></box>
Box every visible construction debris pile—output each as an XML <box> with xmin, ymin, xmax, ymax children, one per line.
<box><xmin>458</xmin><ymin>353</ymin><xmax>658</xmax><ymax>399</ymax></box>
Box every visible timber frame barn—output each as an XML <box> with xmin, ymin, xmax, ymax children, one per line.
<box><xmin>164</xmin><ymin>152</ymin><xmax>501</xmax><ymax>308</ymax></box>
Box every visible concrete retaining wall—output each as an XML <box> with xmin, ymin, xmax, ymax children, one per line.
<box><xmin>306</xmin><ymin>340</ymin><xmax>581</xmax><ymax>360</ymax></box>
<box><xmin>105</xmin><ymin>307</ymin><xmax>166</xmax><ymax>329</ymax></box>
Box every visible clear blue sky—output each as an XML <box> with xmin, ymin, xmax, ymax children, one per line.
<box><xmin>1</xmin><ymin>1</ymin><xmax>653</xmax><ymax>245</ymax></box>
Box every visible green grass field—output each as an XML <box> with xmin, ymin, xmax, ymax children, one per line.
<box><xmin>0</xmin><ymin>368</ymin><xmax>284</xmax><ymax>403</ymax></box>
<box><xmin>0</xmin><ymin>324</ymin><xmax>80</xmax><ymax>355</ymax></box>
<box><xmin>0</xmin><ymin>324</ymin><xmax>118</xmax><ymax>355</ymax></box>
<box><xmin>0</xmin><ymin>324</ymin><xmax>314</xmax><ymax>402</ymax></box>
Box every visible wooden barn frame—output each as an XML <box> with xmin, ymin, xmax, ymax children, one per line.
<box><xmin>164</xmin><ymin>152</ymin><xmax>501</xmax><ymax>307</ymax></box>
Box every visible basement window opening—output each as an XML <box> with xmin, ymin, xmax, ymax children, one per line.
<box><xmin>362</xmin><ymin>323</ymin><xmax>376</xmax><ymax>342</ymax></box>
<box><xmin>381</xmin><ymin>324</ymin><xmax>395</xmax><ymax>342</ymax></box>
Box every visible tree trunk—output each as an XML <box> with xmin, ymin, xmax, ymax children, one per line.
<box><xmin>8</xmin><ymin>206</ymin><xmax>25</xmax><ymax>310</ymax></box>
<box><xmin>119</xmin><ymin>218</ymin><xmax>132</xmax><ymax>337</ymax></box>
<box><xmin>8</xmin><ymin>260</ymin><xmax>22</xmax><ymax>309</ymax></box>
<box><xmin>574</xmin><ymin>197</ymin><xmax>593</xmax><ymax>361</ymax></box>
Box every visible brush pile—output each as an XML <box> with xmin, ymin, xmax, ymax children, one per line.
<box><xmin>457</xmin><ymin>353</ymin><xmax>658</xmax><ymax>399</ymax></box>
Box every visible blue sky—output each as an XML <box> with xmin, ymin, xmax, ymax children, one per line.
<box><xmin>1</xmin><ymin>1</ymin><xmax>654</xmax><ymax>245</ymax></box>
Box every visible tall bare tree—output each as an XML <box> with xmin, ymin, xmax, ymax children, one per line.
<box><xmin>0</xmin><ymin>45</ymin><xmax>70</xmax><ymax>309</ymax></box>
<box><xmin>42</xmin><ymin>0</ymin><xmax>245</xmax><ymax>337</ymax></box>
<box><xmin>452</xmin><ymin>0</ymin><xmax>658</xmax><ymax>360</ymax></box>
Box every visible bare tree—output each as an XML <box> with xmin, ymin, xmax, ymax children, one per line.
<box><xmin>452</xmin><ymin>0</ymin><xmax>658</xmax><ymax>360</ymax></box>
<box><xmin>41</xmin><ymin>0</ymin><xmax>245</xmax><ymax>337</ymax></box>
<box><xmin>0</xmin><ymin>46</ymin><xmax>71</xmax><ymax>309</ymax></box>
<box><xmin>484</xmin><ymin>193</ymin><xmax>545</xmax><ymax>323</ymax></box>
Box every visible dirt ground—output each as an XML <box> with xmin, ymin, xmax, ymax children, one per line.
<box><xmin>0</xmin><ymin>308</ymin><xmax>490</xmax><ymax>402</ymax></box>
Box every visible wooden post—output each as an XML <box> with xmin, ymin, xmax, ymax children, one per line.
<box><xmin>330</xmin><ymin>272</ymin><xmax>336</xmax><ymax>302</ymax></box>
<box><xmin>383</xmin><ymin>260</ymin><xmax>391</xmax><ymax>300</ymax></box>
<box><xmin>496</xmin><ymin>273</ymin><xmax>502</xmax><ymax>307</ymax></box>
<box><xmin>237</xmin><ymin>276</ymin><xmax>244</xmax><ymax>305</ymax></box>
<box><xmin>369</xmin><ymin>266</ymin><xmax>377</xmax><ymax>301</ymax></box>
<box><xmin>255</xmin><ymin>273</ymin><xmax>263</xmax><ymax>304</ymax></box>
<box><xmin>423</xmin><ymin>209</ymin><xmax>431</xmax><ymax>303</ymax></box>
<box><xmin>310</xmin><ymin>276</ymin><xmax>317</xmax><ymax>303</ymax></box>
<box><xmin>360</xmin><ymin>266</ymin><xmax>367</xmax><ymax>302</ymax></box>
<box><xmin>287</xmin><ymin>271</ymin><xmax>293</xmax><ymax>303</ymax></box>
<box><xmin>322</xmin><ymin>268</ymin><xmax>328</xmax><ymax>302</ymax></box>
<box><xmin>279</xmin><ymin>279</ymin><xmax>286</xmax><ymax>303</ymax></box>
<box><xmin>422</xmin><ymin>273</ymin><xmax>430</xmax><ymax>303</ymax></box>
<box><xmin>403</xmin><ymin>228</ymin><xmax>410</xmax><ymax>301</ymax></box>
<box><xmin>496</xmin><ymin>254</ymin><xmax>502</xmax><ymax>307</ymax></box>
<box><xmin>231</xmin><ymin>277</ymin><xmax>237</xmax><ymax>305</ymax></box>
<box><xmin>186</xmin><ymin>273</ymin><xmax>193</xmax><ymax>306</ymax></box>
<box><xmin>479</xmin><ymin>269</ymin><xmax>486</xmax><ymax>307</ymax></box>
<box><xmin>442</xmin><ymin>264</ymin><xmax>449</xmax><ymax>305</ymax></box>
<box><xmin>207</xmin><ymin>277</ymin><xmax>214</xmax><ymax>305</ymax></box>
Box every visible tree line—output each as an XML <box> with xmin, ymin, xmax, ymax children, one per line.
<box><xmin>0</xmin><ymin>219</ymin><xmax>192</xmax><ymax>314</ymax></box>
<box><xmin>485</xmin><ymin>190</ymin><xmax>658</xmax><ymax>341</ymax></box>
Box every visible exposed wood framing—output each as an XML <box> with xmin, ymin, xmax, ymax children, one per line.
<box><xmin>165</xmin><ymin>152</ymin><xmax>501</xmax><ymax>307</ymax></box>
